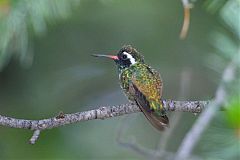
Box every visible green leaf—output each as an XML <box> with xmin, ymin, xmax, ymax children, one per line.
<box><xmin>225</xmin><ymin>97</ymin><xmax>240</xmax><ymax>128</ymax></box>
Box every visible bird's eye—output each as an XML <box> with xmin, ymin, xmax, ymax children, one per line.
<box><xmin>122</xmin><ymin>54</ymin><xmax>128</xmax><ymax>60</ymax></box>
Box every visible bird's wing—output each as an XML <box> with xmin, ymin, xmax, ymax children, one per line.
<box><xmin>130</xmin><ymin>64</ymin><xmax>169</xmax><ymax>131</ymax></box>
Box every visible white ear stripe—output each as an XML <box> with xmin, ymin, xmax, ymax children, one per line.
<box><xmin>123</xmin><ymin>52</ymin><xmax>136</xmax><ymax>64</ymax></box>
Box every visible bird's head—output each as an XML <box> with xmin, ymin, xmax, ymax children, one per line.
<box><xmin>93</xmin><ymin>45</ymin><xmax>144</xmax><ymax>70</ymax></box>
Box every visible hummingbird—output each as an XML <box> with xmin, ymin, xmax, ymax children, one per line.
<box><xmin>93</xmin><ymin>45</ymin><xmax>169</xmax><ymax>131</ymax></box>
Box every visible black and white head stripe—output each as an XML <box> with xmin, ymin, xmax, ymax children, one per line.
<box><xmin>122</xmin><ymin>51</ymin><xmax>136</xmax><ymax>64</ymax></box>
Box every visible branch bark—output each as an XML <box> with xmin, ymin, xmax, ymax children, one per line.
<box><xmin>0</xmin><ymin>100</ymin><xmax>209</xmax><ymax>144</ymax></box>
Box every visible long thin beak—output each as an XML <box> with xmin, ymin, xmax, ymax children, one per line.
<box><xmin>92</xmin><ymin>54</ymin><xmax>119</xmax><ymax>60</ymax></box>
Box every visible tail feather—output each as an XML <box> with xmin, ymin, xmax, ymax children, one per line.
<box><xmin>137</xmin><ymin>100</ymin><xmax>169</xmax><ymax>131</ymax></box>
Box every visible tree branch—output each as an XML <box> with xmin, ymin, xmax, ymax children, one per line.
<box><xmin>175</xmin><ymin>58</ymin><xmax>238</xmax><ymax>159</ymax></box>
<box><xmin>0</xmin><ymin>100</ymin><xmax>209</xmax><ymax>144</ymax></box>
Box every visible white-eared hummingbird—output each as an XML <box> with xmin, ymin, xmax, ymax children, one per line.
<box><xmin>93</xmin><ymin>45</ymin><xmax>169</xmax><ymax>131</ymax></box>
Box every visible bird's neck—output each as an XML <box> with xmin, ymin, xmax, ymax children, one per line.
<box><xmin>117</xmin><ymin>63</ymin><xmax>134</xmax><ymax>73</ymax></box>
<box><xmin>117</xmin><ymin>62</ymin><xmax>142</xmax><ymax>76</ymax></box>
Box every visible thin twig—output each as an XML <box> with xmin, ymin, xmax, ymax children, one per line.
<box><xmin>180</xmin><ymin>0</ymin><xmax>193</xmax><ymax>39</ymax></box>
<box><xmin>175</xmin><ymin>60</ymin><xmax>237</xmax><ymax>160</ymax></box>
<box><xmin>29</xmin><ymin>130</ymin><xmax>41</xmax><ymax>144</ymax></box>
<box><xmin>0</xmin><ymin>100</ymin><xmax>209</xmax><ymax>144</ymax></box>
<box><xmin>116</xmin><ymin>115</ymin><xmax>175</xmax><ymax>160</ymax></box>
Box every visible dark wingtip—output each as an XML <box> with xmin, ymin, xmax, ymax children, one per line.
<box><xmin>160</xmin><ymin>115</ymin><xmax>170</xmax><ymax>128</ymax></box>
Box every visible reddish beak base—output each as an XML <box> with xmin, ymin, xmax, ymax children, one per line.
<box><xmin>108</xmin><ymin>55</ymin><xmax>119</xmax><ymax>60</ymax></box>
<box><xmin>92</xmin><ymin>54</ymin><xmax>119</xmax><ymax>60</ymax></box>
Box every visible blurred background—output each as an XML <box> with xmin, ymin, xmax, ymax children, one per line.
<box><xmin>0</xmin><ymin>0</ymin><xmax>239</xmax><ymax>159</ymax></box>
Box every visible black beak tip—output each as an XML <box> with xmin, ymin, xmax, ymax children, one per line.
<box><xmin>91</xmin><ymin>54</ymin><xmax>99</xmax><ymax>57</ymax></box>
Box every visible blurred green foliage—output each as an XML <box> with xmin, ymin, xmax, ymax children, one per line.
<box><xmin>225</xmin><ymin>98</ymin><xmax>240</xmax><ymax>129</ymax></box>
<box><xmin>0</xmin><ymin>0</ymin><xmax>80</xmax><ymax>70</ymax></box>
<box><xmin>0</xmin><ymin>0</ymin><xmax>239</xmax><ymax>159</ymax></box>
<box><xmin>198</xmin><ymin>1</ymin><xmax>240</xmax><ymax>160</ymax></box>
